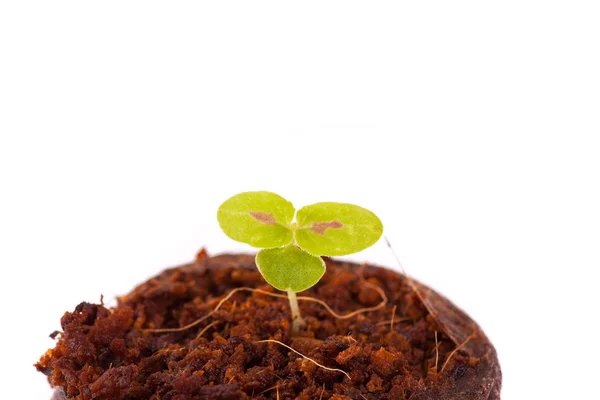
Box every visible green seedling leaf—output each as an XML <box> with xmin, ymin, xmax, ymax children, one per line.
<box><xmin>256</xmin><ymin>245</ymin><xmax>326</xmax><ymax>292</ymax></box>
<box><xmin>217</xmin><ymin>191</ymin><xmax>295</xmax><ymax>248</ymax></box>
<box><xmin>294</xmin><ymin>202</ymin><xmax>383</xmax><ymax>256</ymax></box>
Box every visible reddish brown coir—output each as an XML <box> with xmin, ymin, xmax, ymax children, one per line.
<box><xmin>36</xmin><ymin>252</ymin><xmax>501</xmax><ymax>399</ymax></box>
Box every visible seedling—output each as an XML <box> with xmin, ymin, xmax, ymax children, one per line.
<box><xmin>217</xmin><ymin>191</ymin><xmax>383</xmax><ymax>331</ymax></box>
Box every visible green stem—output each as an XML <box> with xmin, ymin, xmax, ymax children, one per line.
<box><xmin>287</xmin><ymin>290</ymin><xmax>303</xmax><ymax>332</ymax></box>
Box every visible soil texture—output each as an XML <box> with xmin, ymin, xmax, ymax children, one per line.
<box><xmin>36</xmin><ymin>251</ymin><xmax>501</xmax><ymax>399</ymax></box>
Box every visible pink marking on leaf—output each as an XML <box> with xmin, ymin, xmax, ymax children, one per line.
<box><xmin>249</xmin><ymin>211</ymin><xmax>277</xmax><ymax>225</ymax></box>
<box><xmin>311</xmin><ymin>220</ymin><xmax>344</xmax><ymax>235</ymax></box>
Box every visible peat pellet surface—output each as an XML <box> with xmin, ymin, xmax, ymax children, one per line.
<box><xmin>37</xmin><ymin>252</ymin><xmax>501</xmax><ymax>399</ymax></box>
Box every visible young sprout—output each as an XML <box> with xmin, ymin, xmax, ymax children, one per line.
<box><xmin>217</xmin><ymin>191</ymin><xmax>383</xmax><ymax>332</ymax></box>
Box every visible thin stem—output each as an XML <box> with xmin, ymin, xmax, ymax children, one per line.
<box><xmin>287</xmin><ymin>290</ymin><xmax>303</xmax><ymax>332</ymax></box>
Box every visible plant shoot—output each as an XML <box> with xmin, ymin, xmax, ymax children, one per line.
<box><xmin>217</xmin><ymin>191</ymin><xmax>383</xmax><ymax>331</ymax></box>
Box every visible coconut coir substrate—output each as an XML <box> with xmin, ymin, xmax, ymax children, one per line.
<box><xmin>36</xmin><ymin>252</ymin><xmax>501</xmax><ymax>399</ymax></box>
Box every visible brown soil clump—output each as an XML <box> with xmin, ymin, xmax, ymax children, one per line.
<box><xmin>36</xmin><ymin>252</ymin><xmax>501</xmax><ymax>399</ymax></box>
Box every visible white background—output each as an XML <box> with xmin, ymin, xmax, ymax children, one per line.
<box><xmin>1</xmin><ymin>2</ymin><xmax>599</xmax><ymax>399</ymax></box>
